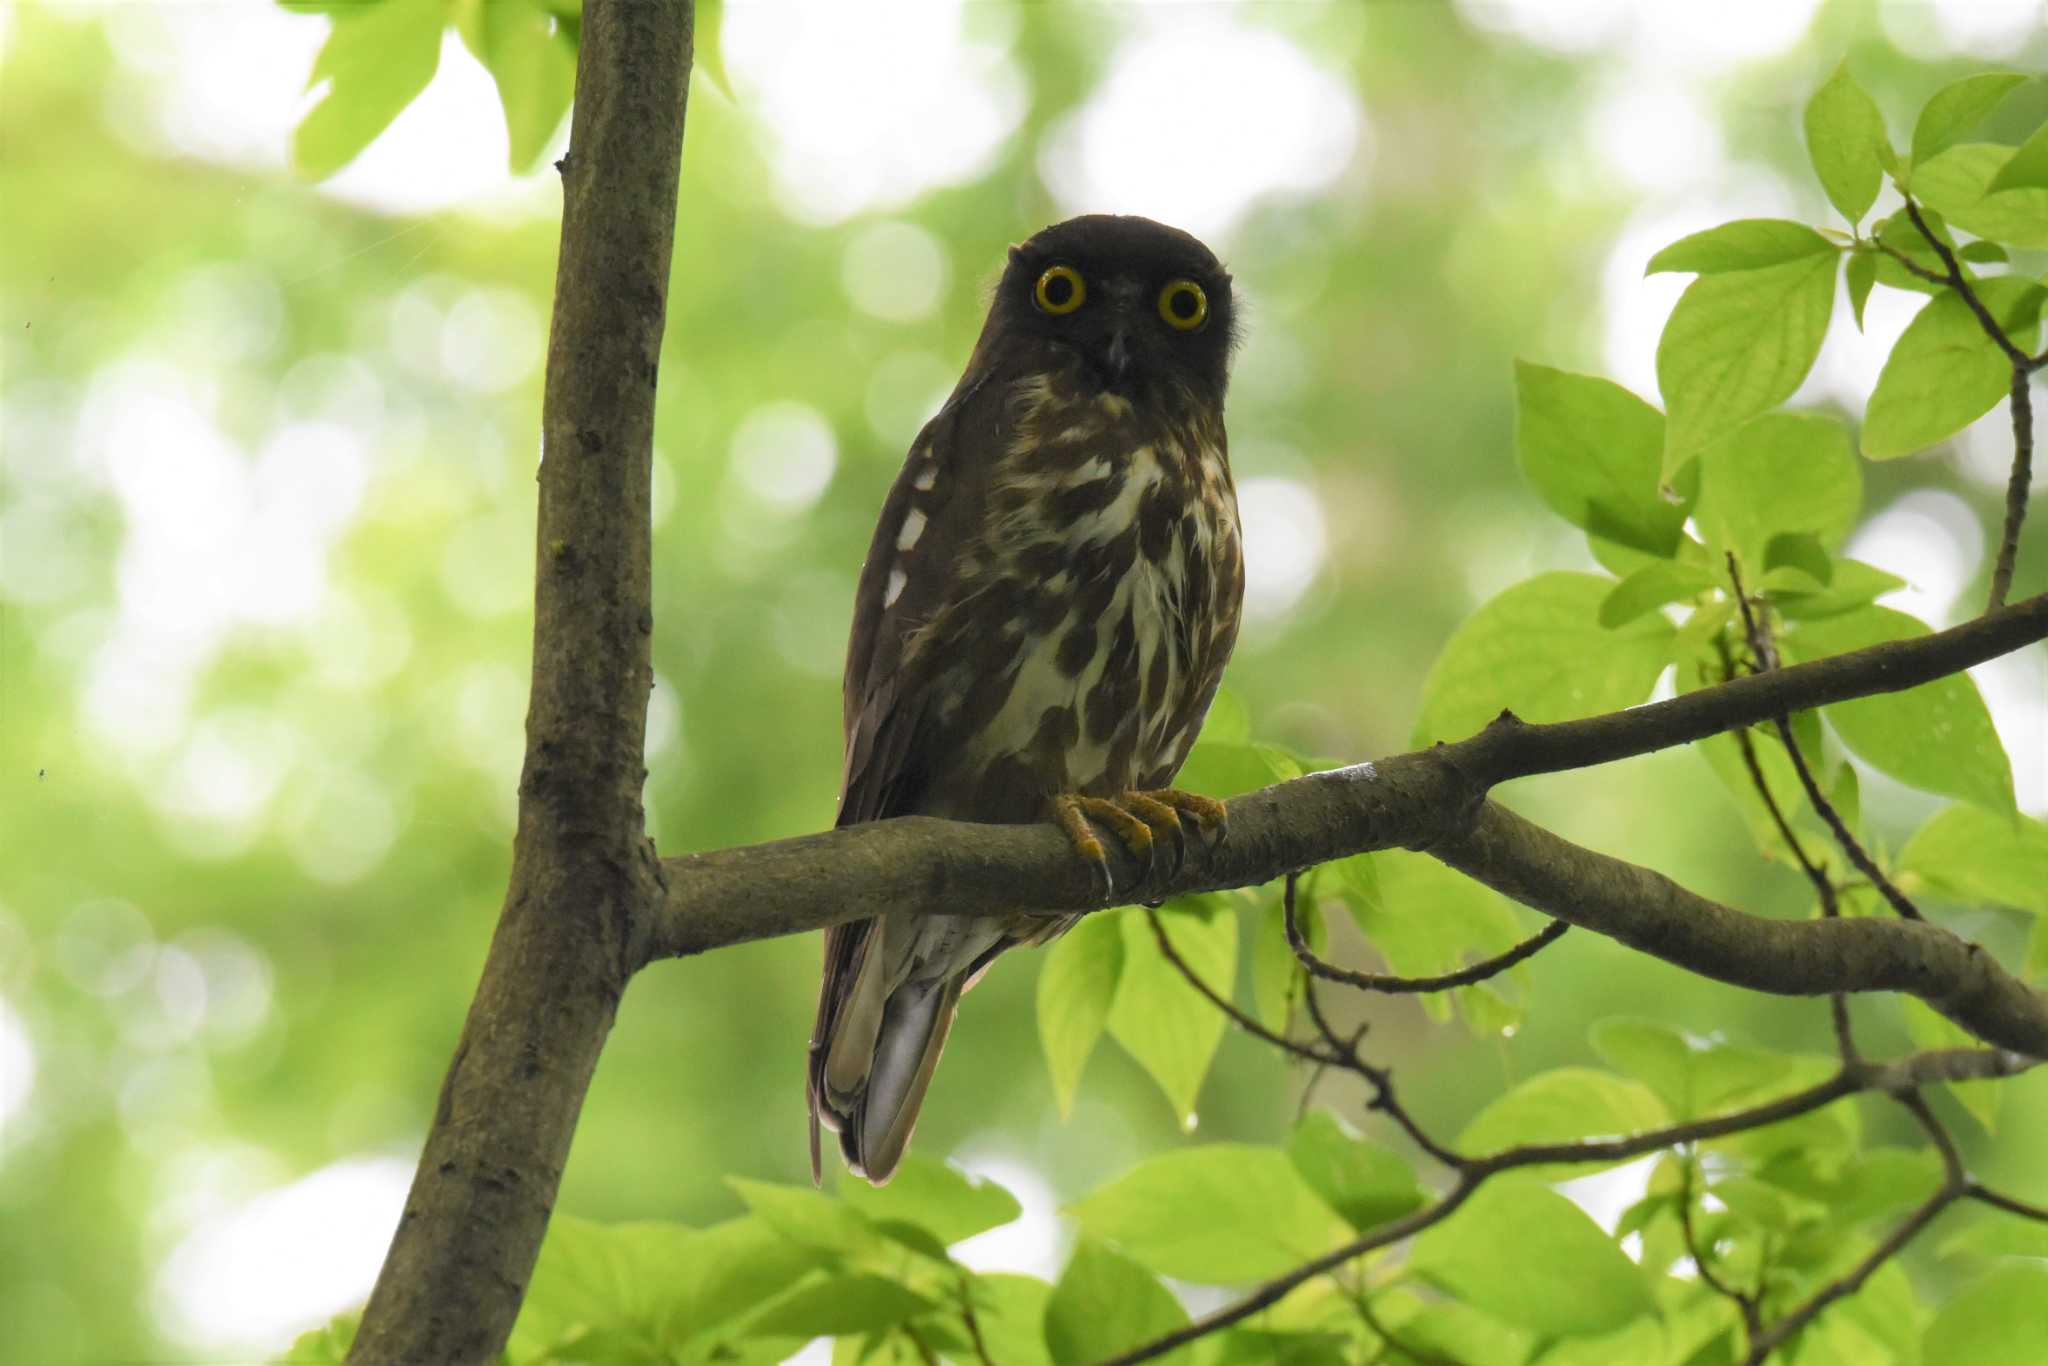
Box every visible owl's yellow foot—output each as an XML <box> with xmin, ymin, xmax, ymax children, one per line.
<box><xmin>1052</xmin><ymin>788</ymin><xmax>1228</xmax><ymax>897</ymax></box>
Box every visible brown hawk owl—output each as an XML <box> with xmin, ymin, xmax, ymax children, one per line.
<box><xmin>809</xmin><ymin>214</ymin><xmax>1245</xmax><ymax>1183</ymax></box>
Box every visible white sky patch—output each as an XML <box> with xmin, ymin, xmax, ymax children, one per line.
<box><xmin>951</xmin><ymin>1149</ymin><xmax>1066</xmax><ymax>1282</ymax></box>
<box><xmin>439</xmin><ymin>287</ymin><xmax>544</xmax><ymax>394</ymax></box>
<box><xmin>1974</xmin><ymin>649</ymin><xmax>2048</xmax><ymax>816</ymax></box>
<box><xmin>1456</xmin><ymin>0</ymin><xmax>1633</xmax><ymax>54</ymax></box>
<box><xmin>724</xmin><ymin>0</ymin><xmax>1025</xmax><ymax>224</ymax></box>
<box><xmin>842</xmin><ymin>221</ymin><xmax>950</xmax><ymax>324</ymax></box>
<box><xmin>0</xmin><ymin>995</ymin><xmax>36</xmax><ymax>1141</ymax></box>
<box><xmin>1623</xmin><ymin>0</ymin><xmax>1823</xmax><ymax>71</ymax></box>
<box><xmin>155</xmin><ymin>1156</ymin><xmax>414</xmax><ymax>1356</ymax></box>
<box><xmin>1237</xmin><ymin>477</ymin><xmax>1328</xmax><ymax>623</ymax></box>
<box><xmin>730</xmin><ymin>401</ymin><xmax>839</xmax><ymax>514</ymax></box>
<box><xmin>1556</xmin><ymin>1154</ymin><xmax>1659</xmax><ymax>1234</ymax></box>
<box><xmin>1954</xmin><ymin>388</ymin><xmax>2046</xmax><ymax>491</ymax></box>
<box><xmin>1800</xmin><ymin>282</ymin><xmax>1922</xmax><ymax>415</ymax></box>
<box><xmin>1587</xmin><ymin>81</ymin><xmax>1725</xmax><ymax>193</ymax></box>
<box><xmin>1882</xmin><ymin>0</ymin><xmax>2047</xmax><ymax>57</ymax></box>
<box><xmin>1844</xmin><ymin>490</ymin><xmax>1984</xmax><ymax>629</ymax></box>
<box><xmin>1039</xmin><ymin>14</ymin><xmax>1363</xmax><ymax>242</ymax></box>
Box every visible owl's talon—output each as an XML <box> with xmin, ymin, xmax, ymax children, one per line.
<box><xmin>1144</xmin><ymin>787</ymin><xmax>1227</xmax><ymax>850</ymax></box>
<box><xmin>1053</xmin><ymin>795</ymin><xmax>1122</xmax><ymax>899</ymax></box>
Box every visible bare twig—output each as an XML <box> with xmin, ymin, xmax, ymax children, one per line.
<box><xmin>1727</xmin><ymin>556</ymin><xmax>1921</xmax><ymax>925</ymax></box>
<box><xmin>1680</xmin><ymin>1154</ymin><xmax>1763</xmax><ymax>1345</ymax></box>
<box><xmin>1969</xmin><ymin>1183</ymin><xmax>2048</xmax><ymax>1222</ymax></box>
<box><xmin>1903</xmin><ymin>201</ymin><xmax>2031</xmax><ymax>367</ymax></box>
<box><xmin>1142</xmin><ymin>905</ymin><xmax>1337</xmax><ymax>1067</ymax></box>
<box><xmin>1990</xmin><ymin>368</ymin><xmax>2033</xmax><ymax>612</ymax></box>
<box><xmin>1283</xmin><ymin>869</ymin><xmax>1568</xmax><ymax>994</ymax></box>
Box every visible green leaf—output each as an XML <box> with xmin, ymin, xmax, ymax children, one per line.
<box><xmin>1871</xmin><ymin>205</ymin><xmax>1954</xmax><ymax>294</ymax></box>
<box><xmin>1414</xmin><ymin>572</ymin><xmax>1674</xmax><ymax>744</ymax></box>
<box><xmin>1252</xmin><ymin>888</ymin><xmax>1319</xmax><ymax>1034</ymax></box>
<box><xmin>726</xmin><ymin>1180</ymin><xmax>877</xmax><ymax>1255</ymax></box>
<box><xmin>1914</xmin><ymin>143</ymin><xmax>2048</xmax><ymax>249</ymax></box>
<box><xmin>1348</xmin><ymin>851</ymin><xmax>1527</xmax><ymax>1026</ymax></box>
<box><xmin>282</xmin><ymin>1313</ymin><xmax>356</xmax><ymax>1364</ymax></box>
<box><xmin>1988</xmin><ymin>116</ymin><xmax>2048</xmax><ymax>194</ymax></box>
<box><xmin>1376</xmin><ymin>1297</ymin><xmax>1536</xmax><ymax>1366</ymax></box>
<box><xmin>967</xmin><ymin>1274</ymin><xmax>1055</xmax><ymax>1366</ymax></box>
<box><xmin>1862</xmin><ymin>278</ymin><xmax>2044</xmax><ymax>459</ymax></box>
<box><xmin>1106</xmin><ymin>900</ymin><xmax>1237</xmax><ymax>1123</ymax></box>
<box><xmin>1456</xmin><ymin>1067</ymin><xmax>1670</xmax><ymax>1173</ymax></box>
<box><xmin>1783</xmin><ymin>605</ymin><xmax>2015</xmax><ymax>814</ymax></box>
<box><xmin>1410</xmin><ymin>1178</ymin><xmax>1655</xmax><ymax>1337</ymax></box>
<box><xmin>1898</xmin><ymin>805</ymin><xmax>2048</xmax><ymax>914</ymax></box>
<box><xmin>694</xmin><ymin>0</ymin><xmax>732</xmax><ymax>100</ymax></box>
<box><xmin>839</xmin><ymin>1154</ymin><xmax>1021</xmax><ymax>1246</ymax></box>
<box><xmin>1693</xmin><ymin>411</ymin><xmax>1862</xmax><ymax>570</ymax></box>
<box><xmin>1646</xmin><ymin>219</ymin><xmax>1836</xmax><ymax>275</ymax></box>
<box><xmin>1201</xmin><ymin>684</ymin><xmax>1250</xmax><ymax>744</ymax></box>
<box><xmin>1175</xmin><ymin>738</ymin><xmax>1298</xmax><ymax>799</ymax></box>
<box><xmin>1922</xmin><ymin>1261</ymin><xmax>2048</xmax><ymax>1365</ymax></box>
<box><xmin>459</xmin><ymin>0</ymin><xmax>577</xmax><ymax>172</ymax></box>
<box><xmin>1069</xmin><ymin>1145</ymin><xmax>1349</xmax><ymax>1283</ymax></box>
<box><xmin>1043</xmin><ymin>1240</ymin><xmax>1190</xmax><ymax>1366</ymax></box>
<box><xmin>1286</xmin><ymin>1112</ymin><xmax>1427</xmax><ymax>1233</ymax></box>
<box><xmin>1037</xmin><ymin>911</ymin><xmax>1123</xmax><ymax>1118</ymax></box>
<box><xmin>1592</xmin><ymin>1018</ymin><xmax>1833</xmax><ymax>1121</ymax></box>
<box><xmin>1771</xmin><ymin>558</ymin><xmax>1906</xmax><ymax>620</ymax></box>
<box><xmin>1806</xmin><ymin>62</ymin><xmax>1892</xmax><ymax>222</ymax></box>
<box><xmin>1958</xmin><ymin>239</ymin><xmax>2011</xmax><ymax>263</ymax></box>
<box><xmin>1910</xmin><ymin>73</ymin><xmax>2026</xmax><ymax>168</ymax></box>
<box><xmin>1514</xmin><ymin>363</ymin><xmax>1691</xmax><ymax>555</ymax></box>
<box><xmin>742</xmin><ymin>1273</ymin><xmax>937</xmax><ymax>1339</ymax></box>
<box><xmin>1599</xmin><ymin>560</ymin><xmax>1716</xmax><ymax>628</ymax></box>
<box><xmin>1939</xmin><ymin>1211</ymin><xmax>2048</xmax><ymax>1263</ymax></box>
<box><xmin>1656</xmin><ymin>249</ymin><xmax>1839</xmax><ymax>478</ymax></box>
<box><xmin>294</xmin><ymin>0</ymin><xmax>446</xmax><ymax>179</ymax></box>
<box><xmin>1847</xmin><ymin>249</ymin><xmax>1877</xmax><ymax>329</ymax></box>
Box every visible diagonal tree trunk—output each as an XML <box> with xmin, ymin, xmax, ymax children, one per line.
<box><xmin>348</xmin><ymin>4</ymin><xmax>694</xmax><ymax>1361</ymax></box>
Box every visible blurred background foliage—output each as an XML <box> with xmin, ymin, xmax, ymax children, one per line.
<box><xmin>3</xmin><ymin>1</ymin><xmax>2046</xmax><ymax>1360</ymax></box>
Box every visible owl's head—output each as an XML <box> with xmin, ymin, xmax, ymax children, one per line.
<box><xmin>985</xmin><ymin>214</ymin><xmax>1237</xmax><ymax>402</ymax></box>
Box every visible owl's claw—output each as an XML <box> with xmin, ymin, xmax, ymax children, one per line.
<box><xmin>1052</xmin><ymin>788</ymin><xmax>1229</xmax><ymax>899</ymax></box>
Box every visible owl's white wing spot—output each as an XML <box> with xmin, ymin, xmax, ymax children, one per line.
<box><xmin>896</xmin><ymin>509</ymin><xmax>927</xmax><ymax>551</ymax></box>
<box><xmin>884</xmin><ymin>566</ymin><xmax>909</xmax><ymax>607</ymax></box>
<box><xmin>911</xmin><ymin>464</ymin><xmax>938</xmax><ymax>491</ymax></box>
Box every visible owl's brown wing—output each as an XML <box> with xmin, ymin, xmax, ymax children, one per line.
<box><xmin>808</xmin><ymin>376</ymin><xmax>1005</xmax><ymax>1180</ymax></box>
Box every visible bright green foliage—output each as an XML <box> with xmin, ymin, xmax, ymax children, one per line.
<box><xmin>1846</xmin><ymin>248</ymin><xmax>1878</xmax><ymax>326</ymax></box>
<box><xmin>1456</xmin><ymin>1067</ymin><xmax>1670</xmax><ymax>1171</ymax></box>
<box><xmin>1907</xmin><ymin>72</ymin><xmax>2026</xmax><ymax>168</ymax></box>
<box><xmin>1411</xmin><ymin>1179</ymin><xmax>1656</xmax><ymax>1337</ymax></box>
<box><xmin>1414</xmin><ymin>572</ymin><xmax>1676</xmax><ymax>742</ymax></box>
<box><xmin>1783</xmin><ymin>606</ymin><xmax>2015</xmax><ymax>814</ymax></box>
<box><xmin>1922</xmin><ymin>1262</ymin><xmax>2048</xmax><ymax>1365</ymax></box>
<box><xmin>1035</xmin><ymin>910</ymin><xmax>1122</xmax><ymax>1118</ymax></box>
<box><xmin>1988</xmin><ymin>114</ymin><xmax>2048</xmax><ymax>194</ymax></box>
<box><xmin>1644</xmin><ymin>218</ymin><xmax>1837</xmax><ymax>276</ymax></box>
<box><xmin>1515</xmin><ymin>363</ymin><xmax>1691</xmax><ymax>556</ymax></box>
<box><xmin>1654</xmin><ymin>250</ymin><xmax>1838</xmax><ymax>478</ymax></box>
<box><xmin>1863</xmin><ymin>279</ymin><xmax>2044</xmax><ymax>458</ymax></box>
<box><xmin>1805</xmin><ymin>63</ymin><xmax>1892</xmax><ymax>222</ymax></box>
<box><xmin>1692</xmin><ymin>412</ymin><xmax>1862</xmax><ymax>568</ymax></box>
<box><xmin>1043</xmin><ymin>1241</ymin><xmax>1189</xmax><ymax>1365</ymax></box>
<box><xmin>1068</xmin><ymin>1145</ymin><xmax>1351</xmax><ymax>1282</ymax></box>
<box><xmin>1104</xmin><ymin>899</ymin><xmax>1237</xmax><ymax>1123</ymax></box>
<box><xmin>1347</xmin><ymin>850</ymin><xmax>1529</xmax><ymax>1028</ymax></box>
<box><xmin>294</xmin><ymin>0</ymin><xmax>444</xmax><ymax>177</ymax></box>
<box><xmin>1591</xmin><ymin>1019</ymin><xmax>1833</xmax><ymax>1119</ymax></box>
<box><xmin>1913</xmin><ymin>142</ymin><xmax>2048</xmax><ymax>248</ymax></box>
<box><xmin>1898</xmin><ymin>805</ymin><xmax>2048</xmax><ymax>914</ymax></box>
<box><xmin>454</xmin><ymin>0</ymin><xmax>578</xmax><ymax>171</ymax></box>
<box><xmin>1285</xmin><ymin>1112</ymin><xmax>1426</xmax><ymax>1232</ymax></box>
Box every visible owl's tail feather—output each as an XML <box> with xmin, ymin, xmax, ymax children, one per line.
<box><xmin>809</xmin><ymin>920</ymin><xmax>964</xmax><ymax>1186</ymax></box>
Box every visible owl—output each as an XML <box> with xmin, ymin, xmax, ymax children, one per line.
<box><xmin>809</xmin><ymin>214</ymin><xmax>1245</xmax><ymax>1183</ymax></box>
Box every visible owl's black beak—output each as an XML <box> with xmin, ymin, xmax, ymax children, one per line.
<box><xmin>1103</xmin><ymin>326</ymin><xmax>1133</xmax><ymax>382</ymax></box>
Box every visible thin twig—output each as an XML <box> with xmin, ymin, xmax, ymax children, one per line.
<box><xmin>1283</xmin><ymin>871</ymin><xmax>1568</xmax><ymax>994</ymax></box>
<box><xmin>1727</xmin><ymin>557</ymin><xmax>1921</xmax><ymax>924</ymax></box>
<box><xmin>1355</xmin><ymin>1291</ymin><xmax>1458</xmax><ymax>1366</ymax></box>
<box><xmin>1142</xmin><ymin>906</ymin><xmax>1338</xmax><ymax>1067</ymax></box>
<box><xmin>1989</xmin><ymin>367</ymin><xmax>2033</xmax><ymax>612</ymax></box>
<box><xmin>956</xmin><ymin>1276</ymin><xmax>993</xmax><ymax>1366</ymax></box>
<box><xmin>1295</xmin><ymin>968</ymin><xmax>1472</xmax><ymax>1172</ymax></box>
<box><xmin>1679</xmin><ymin>1154</ymin><xmax>1764</xmax><ymax>1345</ymax></box>
<box><xmin>1903</xmin><ymin>200</ymin><xmax>2030</xmax><ymax>367</ymax></box>
<box><xmin>1969</xmin><ymin>1183</ymin><xmax>2048</xmax><ymax>1222</ymax></box>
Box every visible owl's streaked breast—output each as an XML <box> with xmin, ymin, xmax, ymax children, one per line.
<box><xmin>910</xmin><ymin>370</ymin><xmax>1239</xmax><ymax>819</ymax></box>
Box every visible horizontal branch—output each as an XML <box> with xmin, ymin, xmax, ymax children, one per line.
<box><xmin>652</xmin><ymin>592</ymin><xmax>2048</xmax><ymax>1056</ymax></box>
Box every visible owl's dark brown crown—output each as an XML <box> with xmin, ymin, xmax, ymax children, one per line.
<box><xmin>969</xmin><ymin>214</ymin><xmax>1238</xmax><ymax>404</ymax></box>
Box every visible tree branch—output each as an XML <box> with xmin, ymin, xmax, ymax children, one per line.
<box><xmin>1991</xmin><ymin>365</ymin><xmax>2034</xmax><ymax>612</ymax></box>
<box><xmin>649</xmin><ymin>592</ymin><xmax>2048</xmax><ymax>1056</ymax></box>
<box><xmin>348</xmin><ymin>6</ymin><xmax>693</xmax><ymax>1363</ymax></box>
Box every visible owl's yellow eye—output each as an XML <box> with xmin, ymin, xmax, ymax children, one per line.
<box><xmin>1035</xmin><ymin>265</ymin><xmax>1086</xmax><ymax>315</ymax></box>
<box><xmin>1158</xmin><ymin>279</ymin><xmax>1208</xmax><ymax>331</ymax></box>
